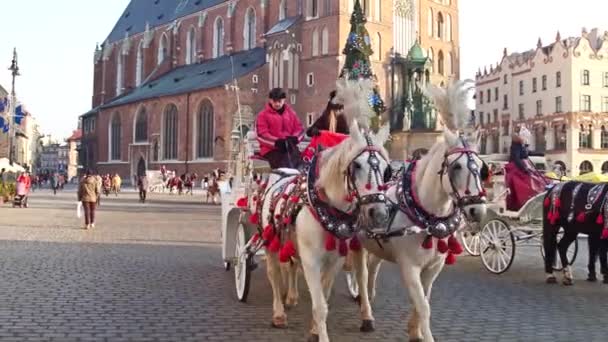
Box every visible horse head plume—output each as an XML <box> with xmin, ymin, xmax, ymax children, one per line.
<box><xmin>333</xmin><ymin>78</ymin><xmax>376</xmax><ymax>132</ymax></box>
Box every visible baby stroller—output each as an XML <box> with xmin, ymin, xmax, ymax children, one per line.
<box><xmin>13</xmin><ymin>182</ymin><xmax>29</xmax><ymax>208</ymax></box>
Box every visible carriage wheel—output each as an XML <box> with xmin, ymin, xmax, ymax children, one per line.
<box><xmin>540</xmin><ymin>228</ymin><xmax>578</xmax><ymax>271</ymax></box>
<box><xmin>234</xmin><ymin>223</ymin><xmax>252</xmax><ymax>302</ymax></box>
<box><xmin>460</xmin><ymin>226</ymin><xmax>481</xmax><ymax>256</ymax></box>
<box><xmin>480</xmin><ymin>219</ymin><xmax>516</xmax><ymax>274</ymax></box>
<box><xmin>344</xmin><ymin>271</ymin><xmax>359</xmax><ymax>300</ymax></box>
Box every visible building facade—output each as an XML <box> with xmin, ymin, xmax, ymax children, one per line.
<box><xmin>81</xmin><ymin>0</ymin><xmax>459</xmax><ymax>177</ymax></box>
<box><xmin>67</xmin><ymin>130</ymin><xmax>82</xmax><ymax>181</ymax></box>
<box><xmin>475</xmin><ymin>28</ymin><xmax>608</xmax><ymax>176</ymax></box>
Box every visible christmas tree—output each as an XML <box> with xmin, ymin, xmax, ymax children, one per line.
<box><xmin>339</xmin><ymin>0</ymin><xmax>386</xmax><ymax>119</ymax></box>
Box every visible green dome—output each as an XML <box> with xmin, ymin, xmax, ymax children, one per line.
<box><xmin>407</xmin><ymin>41</ymin><xmax>427</xmax><ymax>63</ymax></box>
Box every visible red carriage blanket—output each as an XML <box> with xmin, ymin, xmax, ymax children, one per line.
<box><xmin>505</xmin><ymin>162</ymin><xmax>549</xmax><ymax>212</ymax></box>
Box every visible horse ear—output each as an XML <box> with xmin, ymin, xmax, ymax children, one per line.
<box><xmin>350</xmin><ymin>120</ymin><xmax>364</xmax><ymax>143</ymax></box>
<box><xmin>373</xmin><ymin>124</ymin><xmax>391</xmax><ymax>146</ymax></box>
<box><xmin>443</xmin><ymin>127</ymin><xmax>459</xmax><ymax>147</ymax></box>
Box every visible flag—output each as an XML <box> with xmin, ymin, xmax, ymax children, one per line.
<box><xmin>0</xmin><ymin>98</ymin><xmax>5</xmax><ymax>113</ymax></box>
<box><xmin>14</xmin><ymin>105</ymin><xmax>24</xmax><ymax>125</ymax></box>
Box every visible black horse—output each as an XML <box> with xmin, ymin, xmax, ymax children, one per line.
<box><xmin>543</xmin><ymin>181</ymin><xmax>608</xmax><ymax>285</ymax></box>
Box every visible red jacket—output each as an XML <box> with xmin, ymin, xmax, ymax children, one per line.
<box><xmin>256</xmin><ymin>103</ymin><xmax>304</xmax><ymax>155</ymax></box>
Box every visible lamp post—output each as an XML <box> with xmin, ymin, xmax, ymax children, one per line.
<box><xmin>8</xmin><ymin>48</ymin><xmax>20</xmax><ymax>165</ymax></box>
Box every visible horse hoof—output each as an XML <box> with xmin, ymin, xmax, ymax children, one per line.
<box><xmin>360</xmin><ymin>319</ymin><xmax>375</xmax><ymax>333</ymax></box>
<box><xmin>562</xmin><ymin>278</ymin><xmax>574</xmax><ymax>286</ymax></box>
<box><xmin>308</xmin><ymin>334</ymin><xmax>319</xmax><ymax>342</ymax></box>
<box><xmin>271</xmin><ymin>316</ymin><xmax>288</xmax><ymax>329</ymax></box>
<box><xmin>546</xmin><ymin>276</ymin><xmax>557</xmax><ymax>284</ymax></box>
<box><xmin>587</xmin><ymin>274</ymin><xmax>597</xmax><ymax>282</ymax></box>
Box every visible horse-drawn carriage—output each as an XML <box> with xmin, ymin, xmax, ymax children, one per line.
<box><xmin>459</xmin><ymin>154</ymin><xmax>579</xmax><ymax>274</ymax></box>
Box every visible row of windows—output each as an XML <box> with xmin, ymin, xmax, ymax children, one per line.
<box><xmin>427</xmin><ymin>48</ymin><xmax>454</xmax><ymax>76</ymax></box>
<box><xmin>580</xmin><ymin>70</ymin><xmax>608</xmax><ymax>87</ymax></box>
<box><xmin>108</xmin><ymin>100</ymin><xmax>214</xmax><ymax>161</ymax></box>
<box><xmin>427</xmin><ymin>8</ymin><xmax>453</xmax><ymax>42</ymax></box>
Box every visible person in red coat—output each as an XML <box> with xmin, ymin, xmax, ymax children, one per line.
<box><xmin>256</xmin><ymin>88</ymin><xmax>304</xmax><ymax>169</ymax></box>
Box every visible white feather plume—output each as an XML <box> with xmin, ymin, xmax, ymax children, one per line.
<box><xmin>333</xmin><ymin>78</ymin><xmax>376</xmax><ymax>130</ymax></box>
<box><xmin>423</xmin><ymin>80</ymin><xmax>475</xmax><ymax>131</ymax></box>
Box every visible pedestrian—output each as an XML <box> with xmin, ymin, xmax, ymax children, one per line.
<box><xmin>137</xmin><ymin>175</ymin><xmax>149</xmax><ymax>203</ymax></box>
<box><xmin>51</xmin><ymin>173</ymin><xmax>59</xmax><ymax>195</ymax></box>
<box><xmin>0</xmin><ymin>168</ymin><xmax>6</xmax><ymax>186</ymax></box>
<box><xmin>77</xmin><ymin>169</ymin><xmax>99</xmax><ymax>230</ymax></box>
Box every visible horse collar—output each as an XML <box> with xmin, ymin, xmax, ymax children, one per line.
<box><xmin>398</xmin><ymin>161</ymin><xmax>462</xmax><ymax>239</ymax></box>
<box><xmin>307</xmin><ymin>155</ymin><xmax>358</xmax><ymax>240</ymax></box>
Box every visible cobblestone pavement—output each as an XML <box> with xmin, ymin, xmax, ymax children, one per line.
<box><xmin>0</xmin><ymin>188</ymin><xmax>605</xmax><ymax>342</ymax></box>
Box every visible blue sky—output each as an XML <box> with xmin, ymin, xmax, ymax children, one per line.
<box><xmin>1</xmin><ymin>0</ymin><xmax>607</xmax><ymax>139</ymax></box>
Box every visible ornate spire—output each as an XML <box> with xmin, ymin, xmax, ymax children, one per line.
<box><xmin>503</xmin><ymin>47</ymin><xmax>508</xmax><ymax>57</ymax></box>
<box><xmin>555</xmin><ymin>30</ymin><xmax>561</xmax><ymax>42</ymax></box>
<box><xmin>537</xmin><ymin>37</ymin><xmax>542</xmax><ymax>48</ymax></box>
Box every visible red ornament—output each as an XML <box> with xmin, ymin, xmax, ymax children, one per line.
<box><xmin>576</xmin><ymin>212</ymin><xmax>586</xmax><ymax>223</ymax></box>
<box><xmin>550</xmin><ymin>211</ymin><xmax>560</xmax><ymax>225</ymax></box>
<box><xmin>249</xmin><ymin>212</ymin><xmax>259</xmax><ymax>225</ymax></box>
<box><xmin>339</xmin><ymin>239</ymin><xmax>348</xmax><ymax>257</ymax></box>
<box><xmin>279</xmin><ymin>240</ymin><xmax>297</xmax><ymax>263</ymax></box>
<box><xmin>602</xmin><ymin>228</ymin><xmax>608</xmax><ymax>240</ymax></box>
<box><xmin>445</xmin><ymin>252</ymin><xmax>457</xmax><ymax>265</ymax></box>
<box><xmin>282</xmin><ymin>194</ymin><xmax>289</xmax><ymax>200</ymax></box>
<box><xmin>325</xmin><ymin>234</ymin><xmax>337</xmax><ymax>251</ymax></box>
<box><xmin>269</xmin><ymin>236</ymin><xmax>281</xmax><ymax>253</ymax></box>
<box><xmin>262</xmin><ymin>225</ymin><xmax>275</xmax><ymax>241</ymax></box>
<box><xmin>365</xmin><ymin>183</ymin><xmax>372</xmax><ymax>190</ymax></box>
<box><xmin>251</xmin><ymin>233</ymin><xmax>260</xmax><ymax>243</ymax></box>
<box><xmin>349</xmin><ymin>236</ymin><xmax>362</xmax><ymax>251</ymax></box>
<box><xmin>252</xmin><ymin>196</ymin><xmax>258</xmax><ymax>202</ymax></box>
<box><xmin>597</xmin><ymin>215</ymin><xmax>604</xmax><ymax>225</ymax></box>
<box><xmin>422</xmin><ymin>236</ymin><xmax>433</xmax><ymax>249</ymax></box>
<box><xmin>275</xmin><ymin>214</ymin><xmax>281</xmax><ymax>220</ymax></box>
<box><xmin>437</xmin><ymin>239</ymin><xmax>449</xmax><ymax>254</ymax></box>
<box><xmin>555</xmin><ymin>198</ymin><xmax>561</xmax><ymax>208</ymax></box>
<box><xmin>236</xmin><ymin>197</ymin><xmax>248</xmax><ymax>208</ymax></box>
<box><xmin>543</xmin><ymin>197</ymin><xmax>550</xmax><ymax>208</ymax></box>
<box><xmin>290</xmin><ymin>196</ymin><xmax>300</xmax><ymax>203</ymax></box>
<box><xmin>447</xmin><ymin>235</ymin><xmax>463</xmax><ymax>255</ymax></box>
<box><xmin>283</xmin><ymin>217</ymin><xmax>292</xmax><ymax>225</ymax></box>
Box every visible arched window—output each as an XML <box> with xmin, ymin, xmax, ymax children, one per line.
<box><xmin>437</xmin><ymin>50</ymin><xmax>444</xmax><ymax>75</ymax></box>
<box><xmin>186</xmin><ymin>27</ymin><xmax>197</xmax><ymax>64</ymax></box>
<box><xmin>244</xmin><ymin>8</ymin><xmax>256</xmax><ymax>50</ymax></box>
<box><xmin>428</xmin><ymin>48</ymin><xmax>434</xmax><ymax>72</ymax></box>
<box><xmin>116</xmin><ymin>53</ymin><xmax>123</xmax><ymax>96</ymax></box>
<box><xmin>427</xmin><ymin>8</ymin><xmax>433</xmax><ymax>37</ymax></box>
<box><xmin>534</xmin><ymin>126</ymin><xmax>546</xmax><ymax>152</ymax></box>
<box><xmin>555</xmin><ymin>124</ymin><xmax>567</xmax><ymax>150</ymax></box>
<box><xmin>109</xmin><ymin>113</ymin><xmax>121</xmax><ymax>161</ymax></box>
<box><xmin>437</xmin><ymin>12</ymin><xmax>444</xmax><ymax>39</ymax></box>
<box><xmin>312</xmin><ymin>28</ymin><xmax>319</xmax><ymax>56</ymax></box>
<box><xmin>579</xmin><ymin>124</ymin><xmax>592</xmax><ymax>148</ymax></box>
<box><xmin>580</xmin><ymin>160</ymin><xmax>593</xmax><ymax>175</ymax></box>
<box><xmin>321</xmin><ymin>27</ymin><xmax>329</xmax><ymax>55</ymax></box>
<box><xmin>158</xmin><ymin>33</ymin><xmax>168</xmax><ymax>65</ymax></box>
<box><xmin>447</xmin><ymin>52</ymin><xmax>453</xmax><ymax>75</ymax></box>
<box><xmin>308</xmin><ymin>0</ymin><xmax>319</xmax><ymax>18</ymax></box>
<box><xmin>135</xmin><ymin>41</ymin><xmax>144</xmax><ymax>86</ymax></box>
<box><xmin>602</xmin><ymin>126</ymin><xmax>608</xmax><ymax>148</ymax></box>
<box><xmin>446</xmin><ymin>14</ymin><xmax>452</xmax><ymax>41</ymax></box>
<box><xmin>287</xmin><ymin>51</ymin><xmax>295</xmax><ymax>88</ymax></box>
<box><xmin>163</xmin><ymin>104</ymin><xmax>178</xmax><ymax>160</ymax></box>
<box><xmin>197</xmin><ymin>99</ymin><xmax>214</xmax><ymax>158</ymax></box>
<box><xmin>602</xmin><ymin>161</ymin><xmax>608</xmax><ymax>174</ymax></box>
<box><xmin>134</xmin><ymin>107</ymin><xmax>148</xmax><ymax>142</ymax></box>
<box><xmin>279</xmin><ymin>0</ymin><xmax>287</xmax><ymax>20</ymax></box>
<box><xmin>213</xmin><ymin>17</ymin><xmax>224</xmax><ymax>58</ymax></box>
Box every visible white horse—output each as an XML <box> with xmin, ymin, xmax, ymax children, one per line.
<box><xmin>249</xmin><ymin>79</ymin><xmax>392</xmax><ymax>342</ymax></box>
<box><xmin>352</xmin><ymin>81</ymin><xmax>488</xmax><ymax>342</ymax></box>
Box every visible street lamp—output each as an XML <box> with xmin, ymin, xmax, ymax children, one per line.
<box><xmin>7</xmin><ymin>48</ymin><xmax>20</xmax><ymax>165</ymax></box>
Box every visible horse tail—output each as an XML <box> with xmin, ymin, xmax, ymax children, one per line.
<box><xmin>542</xmin><ymin>191</ymin><xmax>558</xmax><ymax>275</ymax></box>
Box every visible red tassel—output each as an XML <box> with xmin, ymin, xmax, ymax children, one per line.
<box><xmin>437</xmin><ymin>239</ymin><xmax>449</xmax><ymax>254</ymax></box>
<box><xmin>448</xmin><ymin>235</ymin><xmax>463</xmax><ymax>255</ymax></box>
<box><xmin>283</xmin><ymin>217</ymin><xmax>292</xmax><ymax>225</ymax></box>
<box><xmin>252</xmin><ymin>196</ymin><xmax>258</xmax><ymax>202</ymax></box>
<box><xmin>249</xmin><ymin>212</ymin><xmax>259</xmax><ymax>225</ymax></box>
<box><xmin>597</xmin><ymin>215</ymin><xmax>604</xmax><ymax>225</ymax></box>
<box><xmin>279</xmin><ymin>240</ymin><xmax>296</xmax><ymax>263</ymax></box>
<box><xmin>236</xmin><ymin>197</ymin><xmax>248</xmax><ymax>208</ymax></box>
<box><xmin>576</xmin><ymin>212</ymin><xmax>586</xmax><ymax>223</ymax></box>
<box><xmin>555</xmin><ymin>198</ymin><xmax>561</xmax><ymax>208</ymax></box>
<box><xmin>543</xmin><ymin>197</ymin><xmax>550</xmax><ymax>208</ymax></box>
<box><xmin>445</xmin><ymin>252</ymin><xmax>457</xmax><ymax>265</ymax></box>
<box><xmin>339</xmin><ymin>239</ymin><xmax>348</xmax><ymax>257</ymax></box>
<box><xmin>422</xmin><ymin>236</ymin><xmax>433</xmax><ymax>249</ymax></box>
<box><xmin>349</xmin><ymin>236</ymin><xmax>362</xmax><ymax>251</ymax></box>
<box><xmin>269</xmin><ymin>236</ymin><xmax>281</xmax><ymax>253</ymax></box>
<box><xmin>290</xmin><ymin>196</ymin><xmax>299</xmax><ymax>203</ymax></box>
<box><xmin>275</xmin><ymin>215</ymin><xmax>281</xmax><ymax>220</ymax></box>
<box><xmin>282</xmin><ymin>194</ymin><xmax>289</xmax><ymax>200</ymax></box>
<box><xmin>344</xmin><ymin>193</ymin><xmax>354</xmax><ymax>202</ymax></box>
<box><xmin>325</xmin><ymin>234</ymin><xmax>337</xmax><ymax>251</ymax></box>
<box><xmin>262</xmin><ymin>225</ymin><xmax>275</xmax><ymax>241</ymax></box>
<box><xmin>602</xmin><ymin>228</ymin><xmax>608</xmax><ymax>240</ymax></box>
<box><xmin>365</xmin><ymin>183</ymin><xmax>372</xmax><ymax>190</ymax></box>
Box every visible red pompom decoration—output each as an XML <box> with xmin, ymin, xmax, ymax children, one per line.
<box><xmin>437</xmin><ymin>239</ymin><xmax>449</xmax><ymax>254</ymax></box>
<box><xmin>602</xmin><ymin>228</ymin><xmax>608</xmax><ymax>240</ymax></box>
<box><xmin>543</xmin><ymin>197</ymin><xmax>550</xmax><ymax>208</ymax></box>
<box><xmin>596</xmin><ymin>215</ymin><xmax>604</xmax><ymax>225</ymax></box>
<box><xmin>555</xmin><ymin>198</ymin><xmax>561</xmax><ymax>208</ymax></box>
<box><xmin>325</xmin><ymin>234</ymin><xmax>337</xmax><ymax>251</ymax></box>
<box><xmin>448</xmin><ymin>235</ymin><xmax>463</xmax><ymax>255</ymax></box>
<box><xmin>251</xmin><ymin>233</ymin><xmax>260</xmax><ymax>243</ymax></box>
<box><xmin>275</xmin><ymin>214</ymin><xmax>281</xmax><ymax>220</ymax></box>
<box><xmin>576</xmin><ymin>212</ymin><xmax>586</xmax><ymax>223</ymax></box>
<box><xmin>252</xmin><ymin>196</ymin><xmax>258</xmax><ymax>202</ymax></box>
<box><xmin>236</xmin><ymin>197</ymin><xmax>248</xmax><ymax>208</ymax></box>
<box><xmin>550</xmin><ymin>211</ymin><xmax>560</xmax><ymax>225</ymax></box>
<box><xmin>422</xmin><ymin>236</ymin><xmax>433</xmax><ymax>249</ymax></box>
<box><xmin>249</xmin><ymin>212</ymin><xmax>259</xmax><ymax>225</ymax></box>
<box><xmin>349</xmin><ymin>236</ymin><xmax>362</xmax><ymax>251</ymax></box>
<box><xmin>445</xmin><ymin>252</ymin><xmax>457</xmax><ymax>265</ymax></box>
<box><xmin>269</xmin><ymin>236</ymin><xmax>281</xmax><ymax>253</ymax></box>
<box><xmin>339</xmin><ymin>239</ymin><xmax>348</xmax><ymax>257</ymax></box>
<box><xmin>290</xmin><ymin>196</ymin><xmax>300</xmax><ymax>203</ymax></box>
<box><xmin>279</xmin><ymin>240</ymin><xmax>297</xmax><ymax>263</ymax></box>
<box><xmin>283</xmin><ymin>217</ymin><xmax>292</xmax><ymax>225</ymax></box>
<box><xmin>282</xmin><ymin>194</ymin><xmax>289</xmax><ymax>200</ymax></box>
<box><xmin>262</xmin><ymin>225</ymin><xmax>275</xmax><ymax>241</ymax></box>
<box><xmin>365</xmin><ymin>183</ymin><xmax>372</xmax><ymax>190</ymax></box>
